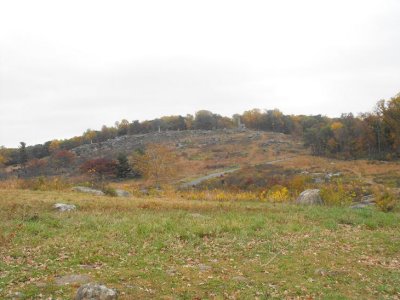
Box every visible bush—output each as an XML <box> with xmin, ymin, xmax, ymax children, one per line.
<box><xmin>320</xmin><ymin>181</ymin><xmax>355</xmax><ymax>206</ymax></box>
<box><xmin>102</xmin><ymin>186</ymin><xmax>117</xmax><ymax>197</ymax></box>
<box><xmin>182</xmin><ymin>190</ymin><xmax>258</xmax><ymax>202</ymax></box>
<box><xmin>260</xmin><ymin>185</ymin><xmax>290</xmax><ymax>202</ymax></box>
<box><xmin>80</xmin><ymin>158</ymin><xmax>117</xmax><ymax>181</ymax></box>
<box><xmin>375</xmin><ymin>190</ymin><xmax>397</xmax><ymax>212</ymax></box>
<box><xmin>18</xmin><ymin>177</ymin><xmax>69</xmax><ymax>191</ymax></box>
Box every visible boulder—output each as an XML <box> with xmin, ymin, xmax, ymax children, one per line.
<box><xmin>296</xmin><ymin>189</ymin><xmax>323</xmax><ymax>205</ymax></box>
<box><xmin>9</xmin><ymin>292</ymin><xmax>24</xmax><ymax>299</ymax></box>
<box><xmin>115</xmin><ymin>189</ymin><xmax>130</xmax><ymax>197</ymax></box>
<box><xmin>72</xmin><ymin>186</ymin><xmax>105</xmax><ymax>196</ymax></box>
<box><xmin>55</xmin><ymin>274</ymin><xmax>91</xmax><ymax>286</ymax></box>
<box><xmin>75</xmin><ymin>283</ymin><xmax>117</xmax><ymax>300</ymax></box>
<box><xmin>53</xmin><ymin>203</ymin><xmax>76</xmax><ymax>212</ymax></box>
<box><xmin>350</xmin><ymin>195</ymin><xmax>375</xmax><ymax>209</ymax></box>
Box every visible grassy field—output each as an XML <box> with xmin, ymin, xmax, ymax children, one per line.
<box><xmin>1</xmin><ymin>190</ymin><xmax>399</xmax><ymax>299</ymax></box>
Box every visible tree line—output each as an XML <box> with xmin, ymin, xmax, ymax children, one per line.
<box><xmin>1</xmin><ymin>93</ymin><xmax>399</xmax><ymax>166</ymax></box>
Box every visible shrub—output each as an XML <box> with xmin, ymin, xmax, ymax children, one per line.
<box><xmin>80</xmin><ymin>158</ymin><xmax>117</xmax><ymax>181</ymax></box>
<box><xmin>320</xmin><ymin>181</ymin><xmax>355</xmax><ymax>206</ymax></box>
<box><xmin>375</xmin><ymin>189</ymin><xmax>397</xmax><ymax>212</ymax></box>
<box><xmin>17</xmin><ymin>177</ymin><xmax>69</xmax><ymax>191</ymax></box>
<box><xmin>182</xmin><ymin>190</ymin><xmax>258</xmax><ymax>202</ymax></box>
<box><xmin>102</xmin><ymin>186</ymin><xmax>118</xmax><ymax>197</ymax></box>
<box><xmin>260</xmin><ymin>185</ymin><xmax>290</xmax><ymax>202</ymax></box>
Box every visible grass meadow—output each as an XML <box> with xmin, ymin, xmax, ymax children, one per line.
<box><xmin>0</xmin><ymin>189</ymin><xmax>399</xmax><ymax>299</ymax></box>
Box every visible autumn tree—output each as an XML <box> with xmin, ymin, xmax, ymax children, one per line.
<box><xmin>381</xmin><ymin>94</ymin><xmax>400</xmax><ymax>156</ymax></box>
<box><xmin>26</xmin><ymin>158</ymin><xmax>47</xmax><ymax>176</ymax></box>
<box><xmin>49</xmin><ymin>140</ymin><xmax>61</xmax><ymax>154</ymax></box>
<box><xmin>0</xmin><ymin>147</ymin><xmax>8</xmax><ymax>166</ymax></box>
<box><xmin>83</xmin><ymin>129</ymin><xmax>97</xmax><ymax>144</ymax></box>
<box><xmin>131</xmin><ymin>144</ymin><xmax>177</xmax><ymax>185</ymax></box>
<box><xmin>116</xmin><ymin>119</ymin><xmax>130</xmax><ymax>136</ymax></box>
<box><xmin>193</xmin><ymin>110</ymin><xmax>217</xmax><ymax>130</ymax></box>
<box><xmin>80</xmin><ymin>158</ymin><xmax>117</xmax><ymax>184</ymax></box>
<box><xmin>51</xmin><ymin>150</ymin><xmax>76</xmax><ymax>171</ymax></box>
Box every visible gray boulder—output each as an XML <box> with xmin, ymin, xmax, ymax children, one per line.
<box><xmin>53</xmin><ymin>203</ymin><xmax>76</xmax><ymax>212</ymax></box>
<box><xmin>350</xmin><ymin>195</ymin><xmax>375</xmax><ymax>209</ymax></box>
<box><xmin>72</xmin><ymin>186</ymin><xmax>105</xmax><ymax>196</ymax></box>
<box><xmin>55</xmin><ymin>274</ymin><xmax>91</xmax><ymax>286</ymax></box>
<box><xmin>296</xmin><ymin>189</ymin><xmax>323</xmax><ymax>205</ymax></box>
<box><xmin>75</xmin><ymin>283</ymin><xmax>117</xmax><ymax>300</ymax></box>
<box><xmin>115</xmin><ymin>189</ymin><xmax>130</xmax><ymax>197</ymax></box>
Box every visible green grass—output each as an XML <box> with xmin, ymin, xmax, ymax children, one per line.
<box><xmin>0</xmin><ymin>190</ymin><xmax>399</xmax><ymax>299</ymax></box>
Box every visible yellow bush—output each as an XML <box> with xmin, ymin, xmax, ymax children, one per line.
<box><xmin>260</xmin><ymin>185</ymin><xmax>290</xmax><ymax>202</ymax></box>
<box><xmin>320</xmin><ymin>181</ymin><xmax>355</xmax><ymax>206</ymax></box>
<box><xmin>375</xmin><ymin>190</ymin><xmax>397</xmax><ymax>212</ymax></box>
<box><xmin>18</xmin><ymin>177</ymin><xmax>70</xmax><ymax>191</ymax></box>
<box><xmin>181</xmin><ymin>190</ymin><xmax>258</xmax><ymax>202</ymax></box>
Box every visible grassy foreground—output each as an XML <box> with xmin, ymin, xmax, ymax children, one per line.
<box><xmin>0</xmin><ymin>190</ymin><xmax>399</xmax><ymax>299</ymax></box>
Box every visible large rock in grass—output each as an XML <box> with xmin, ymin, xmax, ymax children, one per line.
<box><xmin>350</xmin><ymin>194</ymin><xmax>375</xmax><ymax>209</ymax></box>
<box><xmin>72</xmin><ymin>186</ymin><xmax>105</xmax><ymax>196</ymax></box>
<box><xmin>55</xmin><ymin>274</ymin><xmax>91</xmax><ymax>286</ymax></box>
<box><xmin>296</xmin><ymin>189</ymin><xmax>323</xmax><ymax>205</ymax></box>
<box><xmin>75</xmin><ymin>283</ymin><xmax>117</xmax><ymax>300</ymax></box>
<box><xmin>115</xmin><ymin>189</ymin><xmax>130</xmax><ymax>197</ymax></box>
<box><xmin>53</xmin><ymin>203</ymin><xmax>76</xmax><ymax>212</ymax></box>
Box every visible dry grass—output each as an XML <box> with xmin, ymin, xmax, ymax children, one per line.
<box><xmin>1</xmin><ymin>189</ymin><xmax>399</xmax><ymax>299</ymax></box>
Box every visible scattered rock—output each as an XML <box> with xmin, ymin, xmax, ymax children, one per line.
<box><xmin>190</xmin><ymin>213</ymin><xmax>204</xmax><ymax>218</ymax></box>
<box><xmin>115</xmin><ymin>189</ymin><xmax>130</xmax><ymax>197</ymax></box>
<box><xmin>140</xmin><ymin>188</ymin><xmax>149</xmax><ymax>196</ymax></box>
<box><xmin>75</xmin><ymin>283</ymin><xmax>118</xmax><ymax>300</ymax></box>
<box><xmin>53</xmin><ymin>203</ymin><xmax>76</xmax><ymax>212</ymax></box>
<box><xmin>232</xmin><ymin>275</ymin><xmax>248</xmax><ymax>282</ymax></box>
<box><xmin>350</xmin><ymin>195</ymin><xmax>376</xmax><ymax>209</ymax></box>
<box><xmin>314</xmin><ymin>177</ymin><xmax>325</xmax><ymax>184</ymax></box>
<box><xmin>325</xmin><ymin>172</ymin><xmax>341</xmax><ymax>180</ymax></box>
<box><xmin>55</xmin><ymin>274</ymin><xmax>92</xmax><ymax>286</ymax></box>
<box><xmin>198</xmin><ymin>264</ymin><xmax>211</xmax><ymax>272</ymax></box>
<box><xmin>9</xmin><ymin>292</ymin><xmax>24</xmax><ymax>299</ymax></box>
<box><xmin>314</xmin><ymin>268</ymin><xmax>329</xmax><ymax>276</ymax></box>
<box><xmin>350</xmin><ymin>203</ymin><xmax>373</xmax><ymax>209</ymax></box>
<box><xmin>296</xmin><ymin>189</ymin><xmax>323</xmax><ymax>205</ymax></box>
<box><xmin>166</xmin><ymin>267</ymin><xmax>177</xmax><ymax>276</ymax></box>
<box><xmin>361</xmin><ymin>195</ymin><xmax>375</xmax><ymax>204</ymax></box>
<box><xmin>72</xmin><ymin>186</ymin><xmax>105</xmax><ymax>196</ymax></box>
<box><xmin>314</xmin><ymin>268</ymin><xmax>342</xmax><ymax>277</ymax></box>
<box><xmin>35</xmin><ymin>282</ymin><xmax>47</xmax><ymax>288</ymax></box>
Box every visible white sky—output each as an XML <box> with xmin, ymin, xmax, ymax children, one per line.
<box><xmin>1</xmin><ymin>0</ymin><xmax>399</xmax><ymax>147</ymax></box>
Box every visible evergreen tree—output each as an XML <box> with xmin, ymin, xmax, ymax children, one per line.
<box><xmin>116</xmin><ymin>153</ymin><xmax>131</xmax><ymax>178</ymax></box>
<box><xmin>19</xmin><ymin>142</ymin><xmax>28</xmax><ymax>166</ymax></box>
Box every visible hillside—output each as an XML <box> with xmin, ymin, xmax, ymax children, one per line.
<box><xmin>1</xmin><ymin>129</ymin><xmax>305</xmax><ymax>181</ymax></box>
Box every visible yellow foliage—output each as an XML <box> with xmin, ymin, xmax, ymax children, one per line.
<box><xmin>331</xmin><ymin>121</ymin><xmax>344</xmax><ymax>131</ymax></box>
<box><xmin>49</xmin><ymin>140</ymin><xmax>61</xmax><ymax>153</ymax></box>
<box><xmin>182</xmin><ymin>190</ymin><xmax>258</xmax><ymax>202</ymax></box>
<box><xmin>260</xmin><ymin>185</ymin><xmax>290</xmax><ymax>202</ymax></box>
<box><xmin>320</xmin><ymin>181</ymin><xmax>355</xmax><ymax>206</ymax></box>
<box><xmin>374</xmin><ymin>189</ymin><xmax>397</xmax><ymax>212</ymax></box>
<box><xmin>131</xmin><ymin>144</ymin><xmax>178</xmax><ymax>185</ymax></box>
<box><xmin>18</xmin><ymin>177</ymin><xmax>70</xmax><ymax>191</ymax></box>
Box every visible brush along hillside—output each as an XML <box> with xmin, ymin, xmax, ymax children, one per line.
<box><xmin>1</xmin><ymin>128</ymin><xmax>400</xmax><ymax>207</ymax></box>
<box><xmin>0</xmin><ymin>132</ymin><xmax>399</xmax><ymax>299</ymax></box>
<box><xmin>0</xmin><ymin>130</ymin><xmax>305</xmax><ymax>184</ymax></box>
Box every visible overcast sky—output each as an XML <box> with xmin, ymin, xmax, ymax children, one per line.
<box><xmin>1</xmin><ymin>0</ymin><xmax>399</xmax><ymax>147</ymax></box>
